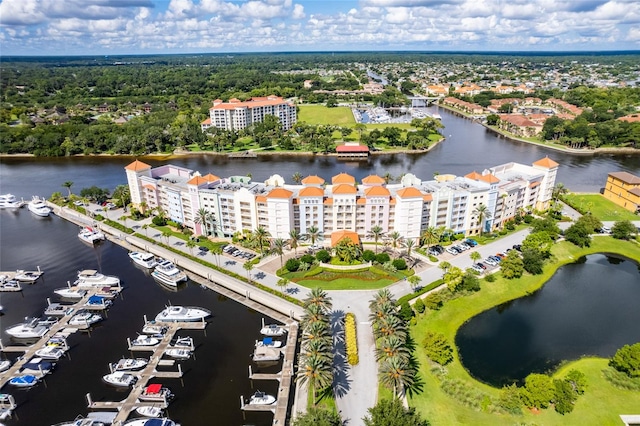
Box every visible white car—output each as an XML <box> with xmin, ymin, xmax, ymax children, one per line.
<box><xmin>446</xmin><ymin>247</ymin><xmax>459</xmax><ymax>255</ymax></box>
<box><xmin>484</xmin><ymin>258</ymin><xmax>498</xmax><ymax>266</ymax></box>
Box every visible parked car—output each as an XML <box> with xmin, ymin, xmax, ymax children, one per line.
<box><xmin>446</xmin><ymin>247</ymin><xmax>460</xmax><ymax>255</ymax></box>
<box><xmin>471</xmin><ymin>264</ymin><xmax>484</xmax><ymax>273</ymax></box>
<box><xmin>476</xmin><ymin>262</ymin><xmax>487</xmax><ymax>270</ymax></box>
<box><xmin>465</xmin><ymin>238</ymin><xmax>478</xmax><ymax>247</ymax></box>
<box><xmin>513</xmin><ymin>244</ymin><xmax>522</xmax><ymax>251</ymax></box>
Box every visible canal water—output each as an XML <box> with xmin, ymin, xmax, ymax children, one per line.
<box><xmin>0</xmin><ymin>210</ymin><xmax>277</xmax><ymax>426</ymax></box>
<box><xmin>455</xmin><ymin>254</ymin><xmax>640</xmax><ymax>387</ymax></box>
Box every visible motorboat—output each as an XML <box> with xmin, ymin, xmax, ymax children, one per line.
<box><xmin>123</xmin><ymin>418</ymin><xmax>178</xmax><ymax>426</ymax></box>
<box><xmin>260</xmin><ymin>324</ymin><xmax>287</xmax><ymax>337</ymax></box>
<box><xmin>102</xmin><ymin>371</ymin><xmax>137</xmax><ymax>387</ymax></box>
<box><xmin>111</xmin><ymin>358</ymin><xmax>148</xmax><ymax>371</ymax></box>
<box><xmin>0</xmin><ymin>278</ymin><xmax>21</xmax><ymax>292</ymax></box>
<box><xmin>35</xmin><ymin>345</ymin><xmax>66</xmax><ymax>360</ymax></box>
<box><xmin>138</xmin><ymin>384</ymin><xmax>174</xmax><ymax>403</ymax></box>
<box><xmin>9</xmin><ymin>374</ymin><xmax>39</xmax><ymax>388</ymax></box>
<box><xmin>75</xmin><ymin>270</ymin><xmax>120</xmax><ymax>287</ymax></box>
<box><xmin>14</xmin><ymin>268</ymin><xmax>43</xmax><ymax>282</ymax></box>
<box><xmin>84</xmin><ymin>295</ymin><xmax>112</xmax><ymax>310</ymax></box>
<box><xmin>5</xmin><ymin>317</ymin><xmax>50</xmax><ymax>338</ymax></box>
<box><xmin>131</xmin><ymin>335</ymin><xmax>160</xmax><ymax>347</ymax></box>
<box><xmin>164</xmin><ymin>348</ymin><xmax>191</xmax><ymax>360</ymax></box>
<box><xmin>151</xmin><ymin>259</ymin><xmax>187</xmax><ymax>287</ymax></box>
<box><xmin>135</xmin><ymin>406</ymin><xmax>163</xmax><ymax>418</ymax></box>
<box><xmin>45</xmin><ymin>335</ymin><xmax>69</xmax><ymax>349</ymax></box>
<box><xmin>68</xmin><ymin>310</ymin><xmax>103</xmax><ymax>328</ymax></box>
<box><xmin>154</xmin><ymin>306</ymin><xmax>211</xmax><ymax>323</ymax></box>
<box><xmin>252</xmin><ymin>346</ymin><xmax>281</xmax><ymax>362</ymax></box>
<box><xmin>51</xmin><ymin>416</ymin><xmax>109</xmax><ymax>426</ymax></box>
<box><xmin>94</xmin><ymin>286</ymin><xmax>121</xmax><ymax>299</ymax></box>
<box><xmin>28</xmin><ymin>196</ymin><xmax>52</xmax><ymax>217</ymax></box>
<box><xmin>255</xmin><ymin>337</ymin><xmax>283</xmax><ymax>349</ymax></box>
<box><xmin>0</xmin><ymin>194</ymin><xmax>23</xmax><ymax>209</ymax></box>
<box><xmin>129</xmin><ymin>251</ymin><xmax>157</xmax><ymax>269</ymax></box>
<box><xmin>78</xmin><ymin>226</ymin><xmax>105</xmax><ymax>244</ymax></box>
<box><xmin>0</xmin><ymin>360</ymin><xmax>12</xmax><ymax>372</ymax></box>
<box><xmin>249</xmin><ymin>390</ymin><xmax>276</xmax><ymax>405</ymax></box>
<box><xmin>21</xmin><ymin>357</ymin><xmax>54</xmax><ymax>377</ymax></box>
<box><xmin>54</xmin><ymin>286</ymin><xmax>87</xmax><ymax>300</ymax></box>
<box><xmin>142</xmin><ymin>322</ymin><xmax>168</xmax><ymax>336</ymax></box>
<box><xmin>44</xmin><ymin>302</ymin><xmax>74</xmax><ymax>317</ymax></box>
<box><xmin>172</xmin><ymin>336</ymin><xmax>194</xmax><ymax>349</ymax></box>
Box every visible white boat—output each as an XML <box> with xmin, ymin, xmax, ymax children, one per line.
<box><xmin>78</xmin><ymin>227</ymin><xmax>105</xmax><ymax>244</ymax></box>
<box><xmin>0</xmin><ymin>360</ymin><xmax>12</xmax><ymax>372</ymax></box>
<box><xmin>135</xmin><ymin>406</ymin><xmax>163</xmax><ymax>418</ymax></box>
<box><xmin>111</xmin><ymin>358</ymin><xmax>148</xmax><ymax>371</ymax></box>
<box><xmin>5</xmin><ymin>317</ymin><xmax>50</xmax><ymax>338</ymax></box>
<box><xmin>137</xmin><ymin>384</ymin><xmax>174</xmax><ymax>403</ymax></box>
<box><xmin>252</xmin><ymin>346</ymin><xmax>281</xmax><ymax>362</ymax></box>
<box><xmin>54</xmin><ymin>286</ymin><xmax>87</xmax><ymax>299</ymax></box>
<box><xmin>131</xmin><ymin>335</ymin><xmax>160</xmax><ymax>347</ymax></box>
<box><xmin>123</xmin><ymin>418</ymin><xmax>177</xmax><ymax>426</ymax></box>
<box><xmin>0</xmin><ymin>278</ymin><xmax>21</xmax><ymax>292</ymax></box>
<box><xmin>51</xmin><ymin>416</ymin><xmax>108</xmax><ymax>426</ymax></box>
<box><xmin>249</xmin><ymin>390</ymin><xmax>276</xmax><ymax>405</ymax></box>
<box><xmin>35</xmin><ymin>345</ymin><xmax>66</xmax><ymax>360</ymax></box>
<box><xmin>28</xmin><ymin>196</ymin><xmax>52</xmax><ymax>217</ymax></box>
<box><xmin>9</xmin><ymin>374</ymin><xmax>38</xmax><ymax>388</ymax></box>
<box><xmin>142</xmin><ymin>322</ymin><xmax>168</xmax><ymax>336</ymax></box>
<box><xmin>84</xmin><ymin>295</ymin><xmax>112</xmax><ymax>310</ymax></box>
<box><xmin>164</xmin><ymin>348</ymin><xmax>191</xmax><ymax>360</ymax></box>
<box><xmin>172</xmin><ymin>336</ymin><xmax>194</xmax><ymax>349</ymax></box>
<box><xmin>129</xmin><ymin>251</ymin><xmax>157</xmax><ymax>269</ymax></box>
<box><xmin>21</xmin><ymin>357</ymin><xmax>54</xmax><ymax>376</ymax></box>
<box><xmin>68</xmin><ymin>310</ymin><xmax>103</xmax><ymax>328</ymax></box>
<box><xmin>94</xmin><ymin>286</ymin><xmax>121</xmax><ymax>299</ymax></box>
<box><xmin>154</xmin><ymin>306</ymin><xmax>211</xmax><ymax>323</ymax></box>
<box><xmin>0</xmin><ymin>194</ymin><xmax>23</xmax><ymax>209</ymax></box>
<box><xmin>102</xmin><ymin>371</ymin><xmax>137</xmax><ymax>387</ymax></box>
<box><xmin>260</xmin><ymin>324</ymin><xmax>287</xmax><ymax>337</ymax></box>
<box><xmin>255</xmin><ymin>337</ymin><xmax>283</xmax><ymax>349</ymax></box>
<box><xmin>151</xmin><ymin>259</ymin><xmax>187</xmax><ymax>287</ymax></box>
<box><xmin>44</xmin><ymin>302</ymin><xmax>74</xmax><ymax>317</ymax></box>
<box><xmin>75</xmin><ymin>270</ymin><xmax>120</xmax><ymax>287</ymax></box>
<box><xmin>14</xmin><ymin>268</ymin><xmax>43</xmax><ymax>282</ymax></box>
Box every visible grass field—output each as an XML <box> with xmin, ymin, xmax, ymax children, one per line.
<box><xmin>283</xmin><ymin>266</ymin><xmax>403</xmax><ymax>290</ymax></box>
<box><xmin>563</xmin><ymin>193</ymin><xmax>638</xmax><ymax>221</ymax></box>
<box><xmin>409</xmin><ymin>237</ymin><xmax>640</xmax><ymax>425</ymax></box>
<box><xmin>297</xmin><ymin>105</ymin><xmax>356</xmax><ymax>126</ymax></box>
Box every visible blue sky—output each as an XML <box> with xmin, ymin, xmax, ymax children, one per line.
<box><xmin>0</xmin><ymin>0</ymin><xmax>638</xmax><ymax>55</ymax></box>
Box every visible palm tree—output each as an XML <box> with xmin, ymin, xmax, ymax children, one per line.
<box><xmin>296</xmin><ymin>353</ymin><xmax>333</xmax><ymax>406</ymax></box>
<box><xmin>301</xmin><ymin>338</ymin><xmax>331</xmax><ymax>361</ymax></box>
<box><xmin>142</xmin><ymin>224</ymin><xmax>149</xmax><ymax>236</ymax></box>
<box><xmin>369</xmin><ymin>300</ymin><xmax>397</xmax><ymax>329</ymax></box>
<box><xmin>379</xmin><ymin>357</ymin><xmax>416</xmax><ymax>399</ymax></box>
<box><xmin>374</xmin><ymin>314</ymin><xmax>407</xmax><ymax>340</ymax></box>
<box><xmin>420</xmin><ymin>226</ymin><xmax>439</xmax><ymax>248</ymax></box>
<box><xmin>473</xmin><ymin>203</ymin><xmax>491</xmax><ymax>236</ymax></box>
<box><xmin>407</xmin><ymin>275</ymin><xmax>421</xmax><ymax>292</ymax></box>
<box><xmin>243</xmin><ymin>262</ymin><xmax>254</xmax><ymax>283</ymax></box>
<box><xmin>161</xmin><ymin>230</ymin><xmax>171</xmax><ymax>244</ymax></box>
<box><xmin>292</xmin><ymin>172</ymin><xmax>303</xmax><ymax>184</ymax></box>
<box><xmin>334</xmin><ymin>239</ymin><xmax>361</xmax><ymax>263</ymax></box>
<box><xmin>195</xmin><ymin>208</ymin><xmax>215</xmax><ymax>236</ymax></box>
<box><xmin>62</xmin><ymin>181</ymin><xmax>73</xmax><ymax>197</ymax></box>
<box><xmin>253</xmin><ymin>226</ymin><xmax>270</xmax><ymax>256</ymax></box>
<box><xmin>439</xmin><ymin>261</ymin><xmax>451</xmax><ymax>276</ymax></box>
<box><xmin>276</xmin><ymin>277</ymin><xmax>290</xmax><ymax>295</ymax></box>
<box><xmin>369</xmin><ymin>289</ymin><xmax>394</xmax><ymax>312</ymax></box>
<box><xmin>404</xmin><ymin>238</ymin><xmax>415</xmax><ymax>260</ymax></box>
<box><xmin>288</xmin><ymin>229</ymin><xmax>301</xmax><ymax>255</ymax></box>
<box><xmin>376</xmin><ymin>335</ymin><xmax>411</xmax><ymax>363</ymax></box>
<box><xmin>368</xmin><ymin>225</ymin><xmax>384</xmax><ymax>253</ymax></box>
<box><xmin>470</xmin><ymin>251</ymin><xmax>481</xmax><ymax>263</ymax></box>
<box><xmin>211</xmin><ymin>244</ymin><xmax>223</xmax><ymax>267</ymax></box>
<box><xmin>301</xmin><ymin>319</ymin><xmax>331</xmax><ymax>344</ymax></box>
<box><xmin>552</xmin><ymin>182</ymin><xmax>568</xmax><ymax>203</ymax></box>
<box><xmin>305</xmin><ymin>226</ymin><xmax>321</xmax><ymax>246</ymax></box>
<box><xmin>303</xmin><ymin>287</ymin><xmax>332</xmax><ymax>313</ymax></box>
<box><xmin>271</xmin><ymin>238</ymin><xmax>287</xmax><ymax>267</ymax></box>
<box><xmin>382</xmin><ymin>172</ymin><xmax>394</xmax><ymax>184</ymax></box>
<box><xmin>387</xmin><ymin>231</ymin><xmax>403</xmax><ymax>251</ymax></box>
<box><xmin>186</xmin><ymin>239</ymin><xmax>197</xmax><ymax>255</ymax></box>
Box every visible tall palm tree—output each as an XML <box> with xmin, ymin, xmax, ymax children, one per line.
<box><xmin>276</xmin><ymin>277</ymin><xmax>290</xmax><ymax>295</ymax></box>
<box><xmin>161</xmin><ymin>230</ymin><xmax>171</xmax><ymax>244</ymax></box>
<box><xmin>303</xmin><ymin>287</ymin><xmax>332</xmax><ymax>313</ymax></box>
<box><xmin>470</xmin><ymin>251</ymin><xmax>481</xmax><ymax>263</ymax></box>
<box><xmin>271</xmin><ymin>238</ymin><xmax>287</xmax><ymax>267</ymax></box>
<box><xmin>62</xmin><ymin>181</ymin><xmax>73</xmax><ymax>197</ymax></box>
<box><xmin>368</xmin><ymin>225</ymin><xmax>384</xmax><ymax>253</ymax></box>
<box><xmin>382</xmin><ymin>172</ymin><xmax>394</xmax><ymax>184</ymax></box>
<box><xmin>420</xmin><ymin>226</ymin><xmax>439</xmax><ymax>248</ymax></box>
<box><xmin>296</xmin><ymin>353</ymin><xmax>333</xmax><ymax>406</ymax></box>
<box><xmin>288</xmin><ymin>229</ymin><xmax>301</xmax><ymax>255</ymax></box>
<box><xmin>195</xmin><ymin>208</ymin><xmax>215</xmax><ymax>236</ymax></box>
<box><xmin>473</xmin><ymin>203</ymin><xmax>491</xmax><ymax>236</ymax></box>
<box><xmin>186</xmin><ymin>239</ymin><xmax>197</xmax><ymax>255</ymax></box>
<box><xmin>387</xmin><ymin>231</ymin><xmax>403</xmax><ymax>251</ymax></box>
<box><xmin>379</xmin><ymin>357</ymin><xmax>416</xmax><ymax>399</ymax></box>
<box><xmin>243</xmin><ymin>262</ymin><xmax>254</xmax><ymax>283</ymax></box>
<box><xmin>301</xmin><ymin>321</ymin><xmax>331</xmax><ymax>346</ymax></box>
<box><xmin>369</xmin><ymin>300</ymin><xmax>397</xmax><ymax>329</ymax></box>
<box><xmin>374</xmin><ymin>314</ymin><xmax>407</xmax><ymax>340</ymax></box>
<box><xmin>211</xmin><ymin>244</ymin><xmax>223</xmax><ymax>267</ymax></box>
<box><xmin>407</xmin><ymin>275</ymin><xmax>421</xmax><ymax>292</ymax></box>
<box><xmin>253</xmin><ymin>226</ymin><xmax>270</xmax><ymax>256</ymax></box>
<box><xmin>369</xmin><ymin>289</ymin><xmax>394</xmax><ymax>312</ymax></box>
<box><xmin>552</xmin><ymin>182</ymin><xmax>568</xmax><ymax>203</ymax></box>
<box><xmin>292</xmin><ymin>172</ymin><xmax>303</xmax><ymax>184</ymax></box>
<box><xmin>305</xmin><ymin>226</ymin><xmax>321</xmax><ymax>246</ymax></box>
<box><xmin>375</xmin><ymin>335</ymin><xmax>411</xmax><ymax>363</ymax></box>
<box><xmin>439</xmin><ymin>261</ymin><xmax>451</xmax><ymax>276</ymax></box>
<box><xmin>301</xmin><ymin>338</ymin><xmax>331</xmax><ymax>361</ymax></box>
<box><xmin>404</xmin><ymin>239</ymin><xmax>415</xmax><ymax>260</ymax></box>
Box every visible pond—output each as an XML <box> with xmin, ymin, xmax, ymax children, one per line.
<box><xmin>455</xmin><ymin>253</ymin><xmax>640</xmax><ymax>387</ymax></box>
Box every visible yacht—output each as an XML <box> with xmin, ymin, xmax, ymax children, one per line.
<box><xmin>21</xmin><ymin>357</ymin><xmax>54</xmax><ymax>377</ymax></box>
<box><xmin>260</xmin><ymin>324</ymin><xmax>287</xmax><ymax>337</ymax></box>
<box><xmin>54</xmin><ymin>286</ymin><xmax>87</xmax><ymax>300</ymax></box>
<box><xmin>68</xmin><ymin>310</ymin><xmax>103</xmax><ymax>328</ymax></box>
<box><xmin>51</xmin><ymin>416</ymin><xmax>110</xmax><ymax>426</ymax></box>
<box><xmin>27</xmin><ymin>196</ymin><xmax>52</xmax><ymax>217</ymax></box>
<box><xmin>0</xmin><ymin>360</ymin><xmax>12</xmax><ymax>372</ymax></box>
<box><xmin>255</xmin><ymin>337</ymin><xmax>283</xmax><ymax>349</ymax></box>
<box><xmin>44</xmin><ymin>303</ymin><xmax>74</xmax><ymax>317</ymax></box>
<box><xmin>14</xmin><ymin>268</ymin><xmax>43</xmax><ymax>282</ymax></box>
<box><xmin>137</xmin><ymin>384</ymin><xmax>174</xmax><ymax>403</ymax></box>
<box><xmin>75</xmin><ymin>270</ymin><xmax>120</xmax><ymax>287</ymax></box>
<box><xmin>123</xmin><ymin>418</ymin><xmax>178</xmax><ymax>426</ymax></box>
<box><xmin>130</xmin><ymin>335</ymin><xmax>160</xmax><ymax>347</ymax></box>
<box><xmin>111</xmin><ymin>357</ymin><xmax>148</xmax><ymax>371</ymax></box>
<box><xmin>34</xmin><ymin>345</ymin><xmax>67</xmax><ymax>361</ymax></box>
<box><xmin>249</xmin><ymin>390</ymin><xmax>276</xmax><ymax>405</ymax></box>
<box><xmin>151</xmin><ymin>259</ymin><xmax>187</xmax><ymax>287</ymax></box>
<box><xmin>5</xmin><ymin>317</ymin><xmax>50</xmax><ymax>338</ymax></box>
<box><xmin>0</xmin><ymin>278</ymin><xmax>21</xmax><ymax>292</ymax></box>
<box><xmin>154</xmin><ymin>306</ymin><xmax>211</xmax><ymax>323</ymax></box>
<box><xmin>129</xmin><ymin>251</ymin><xmax>158</xmax><ymax>269</ymax></box>
<box><xmin>252</xmin><ymin>346</ymin><xmax>282</xmax><ymax>363</ymax></box>
<box><xmin>102</xmin><ymin>371</ymin><xmax>137</xmax><ymax>388</ymax></box>
<box><xmin>9</xmin><ymin>374</ymin><xmax>39</xmax><ymax>388</ymax></box>
<box><xmin>164</xmin><ymin>348</ymin><xmax>191</xmax><ymax>360</ymax></box>
<box><xmin>135</xmin><ymin>406</ymin><xmax>163</xmax><ymax>418</ymax></box>
<box><xmin>84</xmin><ymin>295</ymin><xmax>112</xmax><ymax>310</ymax></box>
<box><xmin>0</xmin><ymin>194</ymin><xmax>23</xmax><ymax>209</ymax></box>
<box><xmin>142</xmin><ymin>322</ymin><xmax>168</xmax><ymax>336</ymax></box>
<box><xmin>78</xmin><ymin>227</ymin><xmax>105</xmax><ymax>245</ymax></box>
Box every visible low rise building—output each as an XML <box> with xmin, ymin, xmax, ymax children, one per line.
<box><xmin>603</xmin><ymin>171</ymin><xmax>640</xmax><ymax>213</ymax></box>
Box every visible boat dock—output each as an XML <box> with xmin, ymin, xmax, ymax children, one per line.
<box><xmin>228</xmin><ymin>151</ymin><xmax>257</xmax><ymax>158</ymax></box>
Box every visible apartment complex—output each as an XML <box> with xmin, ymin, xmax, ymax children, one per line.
<box><xmin>125</xmin><ymin>157</ymin><xmax>558</xmax><ymax>243</ymax></box>
<box><xmin>200</xmin><ymin>96</ymin><xmax>296</xmax><ymax>132</ymax></box>
<box><xmin>603</xmin><ymin>171</ymin><xmax>640</xmax><ymax>213</ymax></box>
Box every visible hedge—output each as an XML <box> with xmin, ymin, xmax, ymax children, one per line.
<box><xmin>396</xmin><ymin>279</ymin><xmax>445</xmax><ymax>306</ymax></box>
<box><xmin>345</xmin><ymin>313</ymin><xmax>359</xmax><ymax>365</ymax></box>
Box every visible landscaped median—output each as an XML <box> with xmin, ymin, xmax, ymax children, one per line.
<box><xmin>345</xmin><ymin>313</ymin><xmax>359</xmax><ymax>366</ymax></box>
<box><xmin>408</xmin><ymin>238</ymin><xmax>640</xmax><ymax>425</ymax></box>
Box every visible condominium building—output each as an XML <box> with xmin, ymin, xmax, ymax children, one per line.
<box><xmin>200</xmin><ymin>96</ymin><xmax>297</xmax><ymax>132</ymax></box>
<box><xmin>603</xmin><ymin>171</ymin><xmax>640</xmax><ymax>213</ymax></box>
<box><xmin>125</xmin><ymin>157</ymin><xmax>558</xmax><ymax>243</ymax></box>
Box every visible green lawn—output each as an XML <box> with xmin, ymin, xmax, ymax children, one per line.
<box><xmin>297</xmin><ymin>105</ymin><xmax>356</xmax><ymax>126</ymax></box>
<box><xmin>409</xmin><ymin>237</ymin><xmax>640</xmax><ymax>425</ymax></box>
<box><xmin>563</xmin><ymin>193</ymin><xmax>639</xmax><ymax>221</ymax></box>
<box><xmin>283</xmin><ymin>266</ymin><xmax>403</xmax><ymax>290</ymax></box>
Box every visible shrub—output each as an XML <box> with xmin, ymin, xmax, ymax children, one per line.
<box><xmin>428</xmin><ymin>254</ymin><xmax>438</xmax><ymax>262</ymax></box>
<box><xmin>167</xmin><ymin>220</ymin><xmax>179</xmax><ymax>228</ymax></box>
<box><xmin>304</xmin><ymin>267</ymin><xmax>323</xmax><ymax>277</ymax></box>
<box><xmin>505</xmin><ymin>220</ymin><xmax>516</xmax><ymax>231</ymax></box>
<box><xmin>425</xmin><ymin>293</ymin><xmax>443</xmax><ymax>310</ymax></box>
<box><xmin>375</xmin><ymin>252</ymin><xmax>390</xmax><ymax>264</ymax></box>
<box><xmin>299</xmin><ymin>262</ymin><xmax>311</xmax><ymax>272</ymax></box>
<box><xmin>554</xmin><ymin>379</ymin><xmax>577</xmax><ymax>414</ymax></box>
<box><xmin>610</xmin><ymin>342</ymin><xmax>640</xmax><ymax>377</ymax></box>
<box><xmin>152</xmin><ymin>216</ymin><xmax>167</xmax><ymax>226</ymax></box>
<box><xmin>362</xmin><ymin>250</ymin><xmax>376</xmax><ymax>262</ymax></box>
<box><xmin>315</xmin><ymin>249</ymin><xmax>331</xmax><ymax>263</ymax></box>
<box><xmin>382</xmin><ymin>261</ymin><xmax>397</xmax><ymax>273</ymax></box>
<box><xmin>519</xmin><ymin>373</ymin><xmax>555</xmax><ymax>409</ymax></box>
<box><xmin>300</xmin><ymin>254</ymin><xmax>315</xmax><ymax>265</ymax></box>
<box><xmin>459</xmin><ymin>271</ymin><xmax>480</xmax><ymax>292</ymax></box>
<box><xmin>498</xmin><ymin>384</ymin><xmax>522</xmax><ymax>415</ymax></box>
<box><xmin>392</xmin><ymin>258</ymin><xmax>407</xmax><ymax>270</ymax></box>
<box><xmin>285</xmin><ymin>258</ymin><xmax>300</xmax><ymax>272</ymax></box>
<box><xmin>398</xmin><ymin>301</ymin><xmax>413</xmax><ymax>321</ymax></box>
<box><xmin>414</xmin><ymin>297</ymin><xmax>425</xmax><ymax>314</ymax></box>
<box><xmin>423</xmin><ymin>331</ymin><xmax>453</xmax><ymax>365</ymax></box>
<box><xmin>484</xmin><ymin>273</ymin><xmax>496</xmax><ymax>282</ymax></box>
<box><xmin>344</xmin><ymin>313</ymin><xmax>359</xmax><ymax>365</ymax></box>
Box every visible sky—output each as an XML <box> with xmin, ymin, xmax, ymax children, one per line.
<box><xmin>0</xmin><ymin>0</ymin><xmax>638</xmax><ymax>56</ymax></box>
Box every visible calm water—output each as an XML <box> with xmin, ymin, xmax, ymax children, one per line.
<box><xmin>0</xmin><ymin>210</ymin><xmax>277</xmax><ymax>426</ymax></box>
<box><xmin>456</xmin><ymin>254</ymin><xmax>640</xmax><ymax>387</ymax></box>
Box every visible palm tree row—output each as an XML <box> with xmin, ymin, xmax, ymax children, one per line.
<box><xmin>297</xmin><ymin>288</ymin><xmax>334</xmax><ymax>406</ymax></box>
<box><xmin>369</xmin><ymin>289</ymin><xmax>418</xmax><ymax>399</ymax></box>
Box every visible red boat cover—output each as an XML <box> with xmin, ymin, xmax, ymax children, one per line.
<box><xmin>146</xmin><ymin>383</ymin><xmax>162</xmax><ymax>394</ymax></box>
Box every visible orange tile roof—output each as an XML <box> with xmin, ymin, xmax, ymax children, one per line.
<box><xmin>423</xmin><ymin>194</ymin><xmax>433</xmax><ymax>202</ymax></box>
<box><xmin>332</xmin><ymin>172</ymin><xmax>356</xmax><ymax>184</ymax></box>
<box><xmin>479</xmin><ymin>174</ymin><xmax>500</xmax><ymax>184</ymax></box>
<box><xmin>187</xmin><ymin>176</ymin><xmax>209</xmax><ymax>185</ymax></box>
<box><xmin>324</xmin><ymin>198</ymin><xmax>334</xmax><ymax>205</ymax></box>
<box><xmin>301</xmin><ymin>175</ymin><xmax>325</xmax><ymax>185</ymax></box>
<box><xmin>465</xmin><ymin>171</ymin><xmax>483</xmax><ymax>180</ymax></box>
<box><xmin>389</xmin><ymin>198</ymin><xmax>396</xmax><ymax>205</ymax></box>
<box><xmin>210</xmin><ymin>96</ymin><xmax>291</xmax><ymax>111</ymax></box>
<box><xmin>332</xmin><ymin>184</ymin><xmax>357</xmax><ymax>195</ymax></box>
<box><xmin>396</xmin><ymin>187</ymin><xmax>423</xmax><ymax>198</ymax></box>
<box><xmin>533</xmin><ymin>156</ymin><xmax>559</xmax><ymax>169</ymax></box>
<box><xmin>203</xmin><ymin>173</ymin><xmax>221</xmax><ymax>182</ymax></box>
<box><xmin>201</xmin><ymin>118</ymin><xmax>212</xmax><ymax>125</ymax></box>
<box><xmin>331</xmin><ymin>230</ymin><xmax>360</xmax><ymax>247</ymax></box>
<box><xmin>299</xmin><ymin>187</ymin><xmax>325</xmax><ymax>197</ymax></box>
<box><xmin>142</xmin><ymin>184</ymin><xmax>155</xmax><ymax>190</ymax></box>
<box><xmin>364</xmin><ymin>186</ymin><xmax>390</xmax><ymax>197</ymax></box>
<box><xmin>362</xmin><ymin>175</ymin><xmax>385</xmax><ymax>185</ymax></box>
<box><xmin>356</xmin><ymin>198</ymin><xmax>367</xmax><ymax>205</ymax></box>
<box><xmin>529</xmin><ymin>181</ymin><xmax>541</xmax><ymax>188</ymax></box>
<box><xmin>256</xmin><ymin>196</ymin><xmax>267</xmax><ymax>203</ymax></box>
<box><xmin>609</xmin><ymin>171</ymin><xmax>640</xmax><ymax>185</ymax></box>
<box><xmin>125</xmin><ymin>160</ymin><xmax>151</xmax><ymax>171</ymax></box>
<box><xmin>266</xmin><ymin>188</ymin><xmax>293</xmax><ymax>199</ymax></box>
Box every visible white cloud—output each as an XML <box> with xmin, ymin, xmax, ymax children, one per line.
<box><xmin>0</xmin><ymin>0</ymin><xmax>47</xmax><ymax>25</ymax></box>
